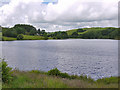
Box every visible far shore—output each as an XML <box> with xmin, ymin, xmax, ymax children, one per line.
<box><xmin>1</xmin><ymin>36</ymin><xmax>119</xmax><ymax>41</ymax></box>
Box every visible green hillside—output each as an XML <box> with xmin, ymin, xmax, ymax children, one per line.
<box><xmin>1</xmin><ymin>24</ymin><xmax>119</xmax><ymax>41</ymax></box>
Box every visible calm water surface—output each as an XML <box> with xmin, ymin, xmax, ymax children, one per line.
<box><xmin>2</xmin><ymin>39</ymin><xmax>118</xmax><ymax>80</ymax></box>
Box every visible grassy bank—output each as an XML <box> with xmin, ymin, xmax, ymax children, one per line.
<box><xmin>2</xmin><ymin>35</ymin><xmax>46</xmax><ymax>41</ymax></box>
<box><xmin>2</xmin><ymin>36</ymin><xmax>17</xmax><ymax>41</ymax></box>
<box><xmin>2</xmin><ymin>69</ymin><xmax>119</xmax><ymax>88</ymax></box>
<box><xmin>23</xmin><ymin>35</ymin><xmax>45</xmax><ymax>40</ymax></box>
<box><xmin>1</xmin><ymin>60</ymin><xmax>119</xmax><ymax>88</ymax></box>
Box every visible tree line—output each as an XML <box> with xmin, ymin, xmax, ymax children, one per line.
<box><xmin>2</xmin><ymin>24</ymin><xmax>119</xmax><ymax>40</ymax></box>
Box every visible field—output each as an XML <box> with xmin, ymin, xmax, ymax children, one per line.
<box><xmin>2</xmin><ymin>70</ymin><xmax>119</xmax><ymax>88</ymax></box>
<box><xmin>2</xmin><ymin>36</ymin><xmax>17</xmax><ymax>41</ymax></box>
<box><xmin>23</xmin><ymin>35</ymin><xmax>44</xmax><ymax>40</ymax></box>
<box><xmin>2</xmin><ymin>35</ymin><xmax>45</xmax><ymax>41</ymax></box>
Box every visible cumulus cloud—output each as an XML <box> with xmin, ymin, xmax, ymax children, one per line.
<box><xmin>0</xmin><ymin>0</ymin><xmax>119</xmax><ymax>31</ymax></box>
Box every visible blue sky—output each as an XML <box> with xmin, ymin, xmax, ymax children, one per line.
<box><xmin>0</xmin><ymin>0</ymin><xmax>10</xmax><ymax>6</ymax></box>
<box><xmin>42</xmin><ymin>0</ymin><xmax>58</xmax><ymax>4</ymax></box>
<box><xmin>0</xmin><ymin>0</ymin><xmax>58</xmax><ymax>6</ymax></box>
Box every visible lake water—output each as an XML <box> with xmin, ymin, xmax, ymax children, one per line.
<box><xmin>1</xmin><ymin>39</ymin><xmax>118</xmax><ymax>80</ymax></box>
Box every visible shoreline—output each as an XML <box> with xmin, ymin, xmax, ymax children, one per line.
<box><xmin>1</xmin><ymin>38</ymin><xmax>118</xmax><ymax>41</ymax></box>
<box><xmin>2</xmin><ymin>69</ymin><xmax>119</xmax><ymax>88</ymax></box>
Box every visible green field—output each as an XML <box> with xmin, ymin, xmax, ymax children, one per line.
<box><xmin>2</xmin><ymin>36</ymin><xmax>17</xmax><ymax>41</ymax></box>
<box><xmin>66</xmin><ymin>29</ymin><xmax>78</xmax><ymax>35</ymax></box>
<box><xmin>23</xmin><ymin>35</ymin><xmax>44</xmax><ymax>40</ymax></box>
<box><xmin>2</xmin><ymin>35</ymin><xmax>46</xmax><ymax>41</ymax></box>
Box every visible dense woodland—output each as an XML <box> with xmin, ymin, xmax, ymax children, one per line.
<box><xmin>1</xmin><ymin>24</ymin><xmax>119</xmax><ymax>40</ymax></box>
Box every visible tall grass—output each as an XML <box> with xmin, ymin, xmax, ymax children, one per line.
<box><xmin>1</xmin><ymin>60</ymin><xmax>119</xmax><ymax>88</ymax></box>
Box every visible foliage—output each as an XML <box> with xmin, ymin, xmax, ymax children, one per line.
<box><xmin>1</xmin><ymin>24</ymin><xmax>119</xmax><ymax>40</ymax></box>
<box><xmin>43</xmin><ymin>33</ymin><xmax>48</xmax><ymax>40</ymax></box>
<box><xmin>29</xmin><ymin>70</ymin><xmax>47</xmax><ymax>74</ymax></box>
<box><xmin>70</xmin><ymin>32</ymin><xmax>79</xmax><ymax>38</ymax></box>
<box><xmin>17</xmin><ymin>34</ymin><xmax>24</xmax><ymax>40</ymax></box>
<box><xmin>96</xmin><ymin>77</ymin><xmax>118</xmax><ymax>84</ymax></box>
<box><xmin>2</xmin><ymin>24</ymin><xmax>37</xmax><ymax>37</ymax></box>
<box><xmin>2</xmin><ymin>28</ymin><xmax>17</xmax><ymax>38</ymax></box>
<box><xmin>59</xmin><ymin>73</ymin><xmax>70</xmax><ymax>78</ymax></box>
<box><xmin>48</xmin><ymin>68</ymin><xmax>61</xmax><ymax>76</ymax></box>
<box><xmin>77</xmin><ymin>28</ymin><xmax>86</xmax><ymax>32</ymax></box>
<box><xmin>2</xmin><ymin>68</ymin><xmax>119</xmax><ymax>88</ymax></box>
<box><xmin>50</xmin><ymin>31</ymin><xmax>68</xmax><ymax>39</ymax></box>
<box><xmin>47</xmin><ymin>68</ymin><xmax>94</xmax><ymax>81</ymax></box>
<box><xmin>82</xmin><ymin>28</ymin><xmax>118</xmax><ymax>39</ymax></box>
<box><xmin>2</xmin><ymin>60</ymin><xmax>13</xmax><ymax>83</ymax></box>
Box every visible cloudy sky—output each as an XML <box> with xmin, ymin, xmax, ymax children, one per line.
<box><xmin>0</xmin><ymin>0</ymin><xmax>119</xmax><ymax>31</ymax></box>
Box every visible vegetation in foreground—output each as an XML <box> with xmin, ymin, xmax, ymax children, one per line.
<box><xmin>1</xmin><ymin>60</ymin><xmax>119</xmax><ymax>88</ymax></box>
<box><xmin>1</xmin><ymin>24</ymin><xmax>119</xmax><ymax>41</ymax></box>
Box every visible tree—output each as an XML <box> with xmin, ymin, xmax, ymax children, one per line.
<box><xmin>29</xmin><ymin>30</ymin><xmax>37</xmax><ymax>35</ymax></box>
<box><xmin>2</xmin><ymin>59</ymin><xmax>13</xmax><ymax>83</ymax></box>
<box><xmin>77</xmin><ymin>29</ymin><xmax>84</xmax><ymax>32</ymax></box>
<box><xmin>15</xmin><ymin>27</ymin><xmax>25</xmax><ymax>35</ymax></box>
<box><xmin>3</xmin><ymin>28</ymin><xmax>17</xmax><ymax>38</ymax></box>
<box><xmin>17</xmin><ymin>34</ymin><xmax>24</xmax><ymax>40</ymax></box>
<box><xmin>43</xmin><ymin>33</ymin><xmax>48</xmax><ymax>40</ymax></box>
<box><xmin>41</xmin><ymin>30</ymin><xmax>46</xmax><ymax>36</ymax></box>
<box><xmin>38</xmin><ymin>29</ymin><xmax>41</xmax><ymax>35</ymax></box>
<box><xmin>71</xmin><ymin>32</ymin><xmax>79</xmax><ymax>38</ymax></box>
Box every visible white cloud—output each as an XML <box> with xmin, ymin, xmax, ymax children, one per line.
<box><xmin>0</xmin><ymin>0</ymin><xmax>119</xmax><ymax>31</ymax></box>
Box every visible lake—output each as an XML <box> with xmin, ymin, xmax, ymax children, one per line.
<box><xmin>1</xmin><ymin>39</ymin><xmax>118</xmax><ymax>80</ymax></box>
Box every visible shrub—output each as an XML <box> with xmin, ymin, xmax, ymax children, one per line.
<box><xmin>70</xmin><ymin>75</ymin><xmax>79</xmax><ymax>79</ymax></box>
<box><xmin>29</xmin><ymin>70</ymin><xmax>47</xmax><ymax>74</ymax></box>
<box><xmin>2</xmin><ymin>59</ymin><xmax>13</xmax><ymax>83</ymax></box>
<box><xmin>47</xmin><ymin>68</ymin><xmax>94</xmax><ymax>82</ymax></box>
<box><xmin>48</xmin><ymin>68</ymin><xmax>61</xmax><ymax>76</ymax></box>
<box><xmin>97</xmin><ymin>77</ymin><xmax>118</xmax><ymax>84</ymax></box>
<box><xmin>48</xmin><ymin>68</ymin><xmax>73</xmax><ymax>79</ymax></box>
<box><xmin>17</xmin><ymin>34</ymin><xmax>24</xmax><ymax>40</ymax></box>
<box><xmin>60</xmin><ymin>73</ymin><xmax>70</xmax><ymax>78</ymax></box>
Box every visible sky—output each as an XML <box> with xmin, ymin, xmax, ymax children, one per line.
<box><xmin>0</xmin><ymin>0</ymin><xmax>119</xmax><ymax>31</ymax></box>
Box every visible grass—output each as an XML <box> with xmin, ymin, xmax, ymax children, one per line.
<box><xmin>0</xmin><ymin>32</ymin><xmax>2</xmax><ymax>41</ymax></box>
<box><xmin>23</xmin><ymin>35</ymin><xmax>45</xmax><ymax>40</ymax></box>
<box><xmin>2</xmin><ymin>35</ymin><xmax>46</xmax><ymax>41</ymax></box>
<box><xmin>2</xmin><ymin>70</ymin><xmax>119</xmax><ymax>88</ymax></box>
<box><xmin>2</xmin><ymin>36</ymin><xmax>17</xmax><ymax>41</ymax></box>
<box><xmin>66</xmin><ymin>29</ymin><xmax>78</xmax><ymax>35</ymax></box>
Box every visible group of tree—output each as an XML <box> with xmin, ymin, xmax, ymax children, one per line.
<box><xmin>2</xmin><ymin>24</ymin><xmax>48</xmax><ymax>40</ymax></box>
<box><xmin>48</xmin><ymin>31</ymin><xmax>68</xmax><ymax>39</ymax></box>
<box><xmin>2</xmin><ymin>24</ymin><xmax>119</xmax><ymax>40</ymax></box>
<box><xmin>82</xmin><ymin>27</ymin><xmax>119</xmax><ymax>39</ymax></box>
<box><xmin>2</xmin><ymin>24</ymin><xmax>37</xmax><ymax>37</ymax></box>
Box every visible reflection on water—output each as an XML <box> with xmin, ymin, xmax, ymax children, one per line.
<box><xmin>2</xmin><ymin>39</ymin><xmax>118</xmax><ymax>80</ymax></box>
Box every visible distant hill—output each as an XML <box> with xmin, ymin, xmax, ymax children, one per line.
<box><xmin>1</xmin><ymin>24</ymin><xmax>119</xmax><ymax>41</ymax></box>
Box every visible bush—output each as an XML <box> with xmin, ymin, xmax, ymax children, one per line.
<box><xmin>60</xmin><ymin>73</ymin><xmax>70</xmax><ymax>78</ymax></box>
<box><xmin>2</xmin><ymin>59</ymin><xmax>13</xmax><ymax>83</ymax></box>
<box><xmin>97</xmin><ymin>77</ymin><xmax>118</xmax><ymax>84</ymax></box>
<box><xmin>17</xmin><ymin>34</ymin><xmax>24</xmax><ymax>40</ymax></box>
<box><xmin>48</xmin><ymin>68</ymin><xmax>61</xmax><ymax>76</ymax></box>
<box><xmin>70</xmin><ymin>75</ymin><xmax>79</xmax><ymax>79</ymax></box>
<box><xmin>47</xmin><ymin>68</ymin><xmax>95</xmax><ymax>82</ymax></box>
<box><xmin>29</xmin><ymin>70</ymin><xmax>47</xmax><ymax>74</ymax></box>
